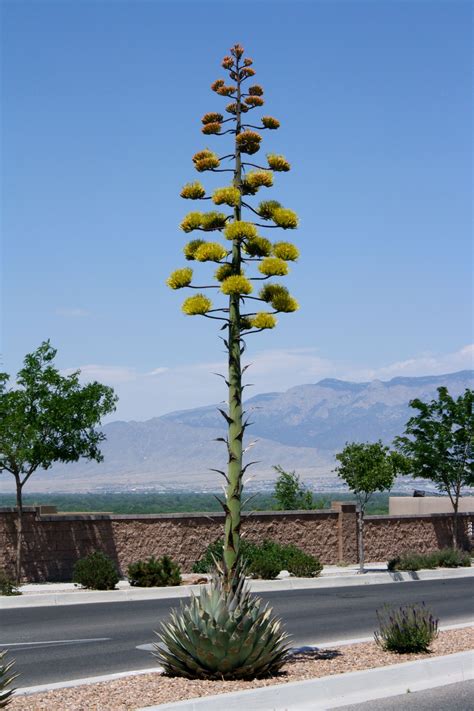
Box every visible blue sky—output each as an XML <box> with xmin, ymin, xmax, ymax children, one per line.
<box><xmin>2</xmin><ymin>0</ymin><xmax>472</xmax><ymax>420</ymax></box>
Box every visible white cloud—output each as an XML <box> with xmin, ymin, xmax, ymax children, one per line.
<box><xmin>56</xmin><ymin>307</ymin><xmax>90</xmax><ymax>317</ymax></box>
<box><xmin>65</xmin><ymin>344</ymin><xmax>473</xmax><ymax>422</ymax></box>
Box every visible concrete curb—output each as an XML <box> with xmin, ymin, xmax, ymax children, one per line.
<box><xmin>137</xmin><ymin>650</ymin><xmax>474</xmax><ymax>710</ymax></box>
<box><xmin>2</xmin><ymin>566</ymin><xmax>473</xmax><ymax>609</ymax></box>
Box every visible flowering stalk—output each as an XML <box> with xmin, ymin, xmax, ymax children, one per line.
<box><xmin>167</xmin><ymin>44</ymin><xmax>300</xmax><ymax>589</ymax></box>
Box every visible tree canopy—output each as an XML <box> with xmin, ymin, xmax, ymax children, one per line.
<box><xmin>0</xmin><ymin>341</ymin><xmax>117</xmax><ymax>580</ymax></box>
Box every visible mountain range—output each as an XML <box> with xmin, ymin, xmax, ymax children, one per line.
<box><xmin>0</xmin><ymin>370</ymin><xmax>471</xmax><ymax>493</ymax></box>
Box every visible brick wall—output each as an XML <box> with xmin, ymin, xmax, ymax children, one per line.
<box><xmin>0</xmin><ymin>505</ymin><xmax>472</xmax><ymax>582</ymax></box>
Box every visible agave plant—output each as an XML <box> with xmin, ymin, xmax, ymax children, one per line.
<box><xmin>153</xmin><ymin>568</ymin><xmax>290</xmax><ymax>679</ymax></box>
<box><xmin>0</xmin><ymin>650</ymin><xmax>18</xmax><ymax>708</ymax></box>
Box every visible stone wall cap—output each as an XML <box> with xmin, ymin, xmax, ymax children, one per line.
<box><xmin>366</xmin><ymin>511</ymin><xmax>474</xmax><ymax>521</ymax></box>
<box><xmin>35</xmin><ymin>509</ymin><xmax>337</xmax><ymax>522</ymax></box>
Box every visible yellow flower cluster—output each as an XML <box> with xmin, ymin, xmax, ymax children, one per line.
<box><xmin>224</xmin><ymin>221</ymin><xmax>258</xmax><ymax>241</ymax></box>
<box><xmin>215</xmin><ymin>263</ymin><xmax>240</xmax><ymax>282</ymax></box>
<box><xmin>182</xmin><ymin>294</ymin><xmax>212</xmax><ymax>315</ymax></box>
<box><xmin>236</xmin><ymin>130</ymin><xmax>262</xmax><ymax>155</ymax></box>
<box><xmin>272</xmin><ymin>241</ymin><xmax>299</xmax><ymax>261</ymax></box>
<box><xmin>202</xmin><ymin>112</ymin><xmax>224</xmax><ymax>125</ymax></box>
<box><xmin>226</xmin><ymin>102</ymin><xmax>249</xmax><ymax>115</ymax></box>
<box><xmin>193</xmin><ymin>150</ymin><xmax>220</xmax><ymax>172</ymax></box>
<box><xmin>272</xmin><ymin>208</ymin><xmax>299</xmax><ymax>229</ymax></box>
<box><xmin>201</xmin><ymin>212</ymin><xmax>228</xmax><ymax>230</ymax></box>
<box><xmin>261</xmin><ymin>116</ymin><xmax>280</xmax><ymax>129</ymax></box>
<box><xmin>180</xmin><ymin>212</ymin><xmax>203</xmax><ymax>232</ymax></box>
<box><xmin>258</xmin><ymin>200</ymin><xmax>281</xmax><ymax>219</ymax></box>
<box><xmin>267</xmin><ymin>154</ymin><xmax>291</xmax><ymax>172</ymax></box>
<box><xmin>220</xmin><ymin>274</ymin><xmax>253</xmax><ymax>296</ymax></box>
<box><xmin>183</xmin><ymin>239</ymin><xmax>205</xmax><ymax>260</ymax></box>
<box><xmin>250</xmin><ymin>312</ymin><xmax>277</xmax><ymax>329</ymax></box>
<box><xmin>248</xmin><ymin>85</ymin><xmax>264</xmax><ymax>96</ymax></box>
<box><xmin>211</xmin><ymin>79</ymin><xmax>237</xmax><ymax>96</ymax></box>
<box><xmin>272</xmin><ymin>293</ymin><xmax>299</xmax><ymax>312</ymax></box>
<box><xmin>243</xmin><ymin>235</ymin><xmax>272</xmax><ymax>257</ymax></box>
<box><xmin>166</xmin><ymin>267</ymin><xmax>193</xmax><ymax>290</ymax></box>
<box><xmin>180</xmin><ymin>211</ymin><xmax>228</xmax><ymax>233</ymax></box>
<box><xmin>259</xmin><ymin>284</ymin><xmax>298</xmax><ymax>312</ymax></box>
<box><xmin>180</xmin><ymin>182</ymin><xmax>206</xmax><ymax>200</ymax></box>
<box><xmin>212</xmin><ymin>186</ymin><xmax>241</xmax><ymax>207</ymax></box>
<box><xmin>194</xmin><ymin>242</ymin><xmax>228</xmax><ymax>262</ymax></box>
<box><xmin>245</xmin><ymin>96</ymin><xmax>264</xmax><ymax>108</ymax></box>
<box><xmin>258</xmin><ymin>257</ymin><xmax>289</xmax><ymax>276</ymax></box>
<box><xmin>246</xmin><ymin>170</ymin><xmax>273</xmax><ymax>190</ymax></box>
<box><xmin>202</xmin><ymin>122</ymin><xmax>222</xmax><ymax>135</ymax></box>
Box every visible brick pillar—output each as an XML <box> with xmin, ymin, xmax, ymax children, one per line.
<box><xmin>332</xmin><ymin>501</ymin><xmax>358</xmax><ymax>564</ymax></box>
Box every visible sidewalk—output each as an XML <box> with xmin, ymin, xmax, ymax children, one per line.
<box><xmin>2</xmin><ymin>564</ymin><xmax>473</xmax><ymax>609</ymax></box>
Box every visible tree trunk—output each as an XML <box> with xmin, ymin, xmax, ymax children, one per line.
<box><xmin>223</xmin><ymin>54</ymin><xmax>243</xmax><ymax>589</ymax></box>
<box><xmin>452</xmin><ymin>499</ymin><xmax>459</xmax><ymax>549</ymax></box>
<box><xmin>358</xmin><ymin>508</ymin><xmax>365</xmax><ymax>574</ymax></box>
<box><xmin>15</xmin><ymin>477</ymin><xmax>23</xmax><ymax>585</ymax></box>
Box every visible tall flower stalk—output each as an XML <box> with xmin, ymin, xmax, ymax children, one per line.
<box><xmin>167</xmin><ymin>44</ymin><xmax>299</xmax><ymax>588</ymax></box>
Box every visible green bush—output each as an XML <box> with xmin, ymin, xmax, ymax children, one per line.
<box><xmin>127</xmin><ymin>555</ymin><xmax>181</xmax><ymax>587</ymax></box>
<box><xmin>0</xmin><ymin>570</ymin><xmax>20</xmax><ymax>597</ymax></box>
<box><xmin>388</xmin><ymin>548</ymin><xmax>471</xmax><ymax>572</ymax></box>
<box><xmin>436</xmin><ymin>548</ymin><xmax>471</xmax><ymax>568</ymax></box>
<box><xmin>0</xmin><ymin>649</ymin><xmax>18</xmax><ymax>708</ymax></box>
<box><xmin>193</xmin><ymin>538</ymin><xmax>322</xmax><ymax>579</ymax></box>
<box><xmin>72</xmin><ymin>550</ymin><xmax>119</xmax><ymax>590</ymax></box>
<box><xmin>375</xmin><ymin>603</ymin><xmax>438</xmax><ymax>653</ymax></box>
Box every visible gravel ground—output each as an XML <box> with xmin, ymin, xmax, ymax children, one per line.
<box><xmin>9</xmin><ymin>628</ymin><xmax>473</xmax><ymax>711</ymax></box>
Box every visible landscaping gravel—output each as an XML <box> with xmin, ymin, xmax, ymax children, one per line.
<box><xmin>9</xmin><ymin>628</ymin><xmax>473</xmax><ymax>711</ymax></box>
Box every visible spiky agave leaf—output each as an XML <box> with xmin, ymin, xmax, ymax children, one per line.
<box><xmin>153</xmin><ymin>569</ymin><xmax>290</xmax><ymax>680</ymax></box>
<box><xmin>0</xmin><ymin>650</ymin><xmax>18</xmax><ymax>708</ymax></box>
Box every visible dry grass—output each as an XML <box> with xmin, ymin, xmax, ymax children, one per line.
<box><xmin>10</xmin><ymin>627</ymin><xmax>473</xmax><ymax>710</ymax></box>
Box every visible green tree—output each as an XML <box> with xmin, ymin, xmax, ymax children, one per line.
<box><xmin>0</xmin><ymin>342</ymin><xmax>117</xmax><ymax>582</ymax></box>
<box><xmin>335</xmin><ymin>441</ymin><xmax>398</xmax><ymax>572</ymax></box>
<box><xmin>167</xmin><ymin>44</ymin><xmax>299</xmax><ymax>588</ymax></box>
<box><xmin>395</xmin><ymin>386</ymin><xmax>474</xmax><ymax>547</ymax></box>
<box><xmin>273</xmin><ymin>465</ymin><xmax>313</xmax><ymax>510</ymax></box>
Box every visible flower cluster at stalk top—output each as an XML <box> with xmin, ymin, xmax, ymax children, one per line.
<box><xmin>166</xmin><ymin>43</ymin><xmax>299</xmax><ymax>333</ymax></box>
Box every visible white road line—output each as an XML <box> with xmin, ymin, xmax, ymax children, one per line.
<box><xmin>2</xmin><ymin>637</ymin><xmax>111</xmax><ymax>647</ymax></box>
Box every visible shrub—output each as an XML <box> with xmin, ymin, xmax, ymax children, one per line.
<box><xmin>0</xmin><ymin>570</ymin><xmax>20</xmax><ymax>597</ymax></box>
<box><xmin>0</xmin><ymin>649</ymin><xmax>18</xmax><ymax>708</ymax></box>
<box><xmin>72</xmin><ymin>551</ymin><xmax>119</xmax><ymax>590</ymax></box>
<box><xmin>375</xmin><ymin>603</ymin><xmax>438</xmax><ymax>653</ymax></box>
<box><xmin>127</xmin><ymin>555</ymin><xmax>181</xmax><ymax>587</ymax></box>
<box><xmin>192</xmin><ymin>538</ymin><xmax>322</xmax><ymax>579</ymax></box>
<box><xmin>387</xmin><ymin>548</ymin><xmax>471</xmax><ymax>572</ymax></box>
<box><xmin>436</xmin><ymin>547</ymin><xmax>471</xmax><ymax>568</ymax></box>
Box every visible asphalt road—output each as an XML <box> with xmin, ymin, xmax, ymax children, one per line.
<box><xmin>2</xmin><ymin>578</ymin><xmax>473</xmax><ymax>688</ymax></box>
<box><xmin>341</xmin><ymin>680</ymin><xmax>474</xmax><ymax>710</ymax></box>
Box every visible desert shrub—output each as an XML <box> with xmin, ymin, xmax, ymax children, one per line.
<box><xmin>387</xmin><ymin>548</ymin><xmax>471</xmax><ymax>572</ymax></box>
<box><xmin>193</xmin><ymin>538</ymin><xmax>322</xmax><ymax>579</ymax></box>
<box><xmin>0</xmin><ymin>571</ymin><xmax>20</xmax><ymax>597</ymax></box>
<box><xmin>72</xmin><ymin>550</ymin><xmax>119</xmax><ymax>590</ymax></box>
<box><xmin>0</xmin><ymin>649</ymin><xmax>18</xmax><ymax>708</ymax></box>
<box><xmin>375</xmin><ymin>603</ymin><xmax>438</xmax><ymax>653</ymax></box>
<box><xmin>436</xmin><ymin>548</ymin><xmax>471</xmax><ymax>568</ymax></box>
<box><xmin>127</xmin><ymin>555</ymin><xmax>181</xmax><ymax>587</ymax></box>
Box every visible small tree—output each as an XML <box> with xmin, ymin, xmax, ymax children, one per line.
<box><xmin>335</xmin><ymin>441</ymin><xmax>397</xmax><ymax>572</ymax></box>
<box><xmin>0</xmin><ymin>342</ymin><xmax>117</xmax><ymax>582</ymax></box>
<box><xmin>273</xmin><ymin>465</ymin><xmax>313</xmax><ymax>510</ymax></box>
<box><xmin>395</xmin><ymin>386</ymin><xmax>474</xmax><ymax>548</ymax></box>
<box><xmin>166</xmin><ymin>44</ymin><xmax>299</xmax><ymax>589</ymax></box>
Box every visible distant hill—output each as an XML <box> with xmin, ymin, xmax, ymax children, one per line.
<box><xmin>0</xmin><ymin>370</ymin><xmax>471</xmax><ymax>493</ymax></box>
